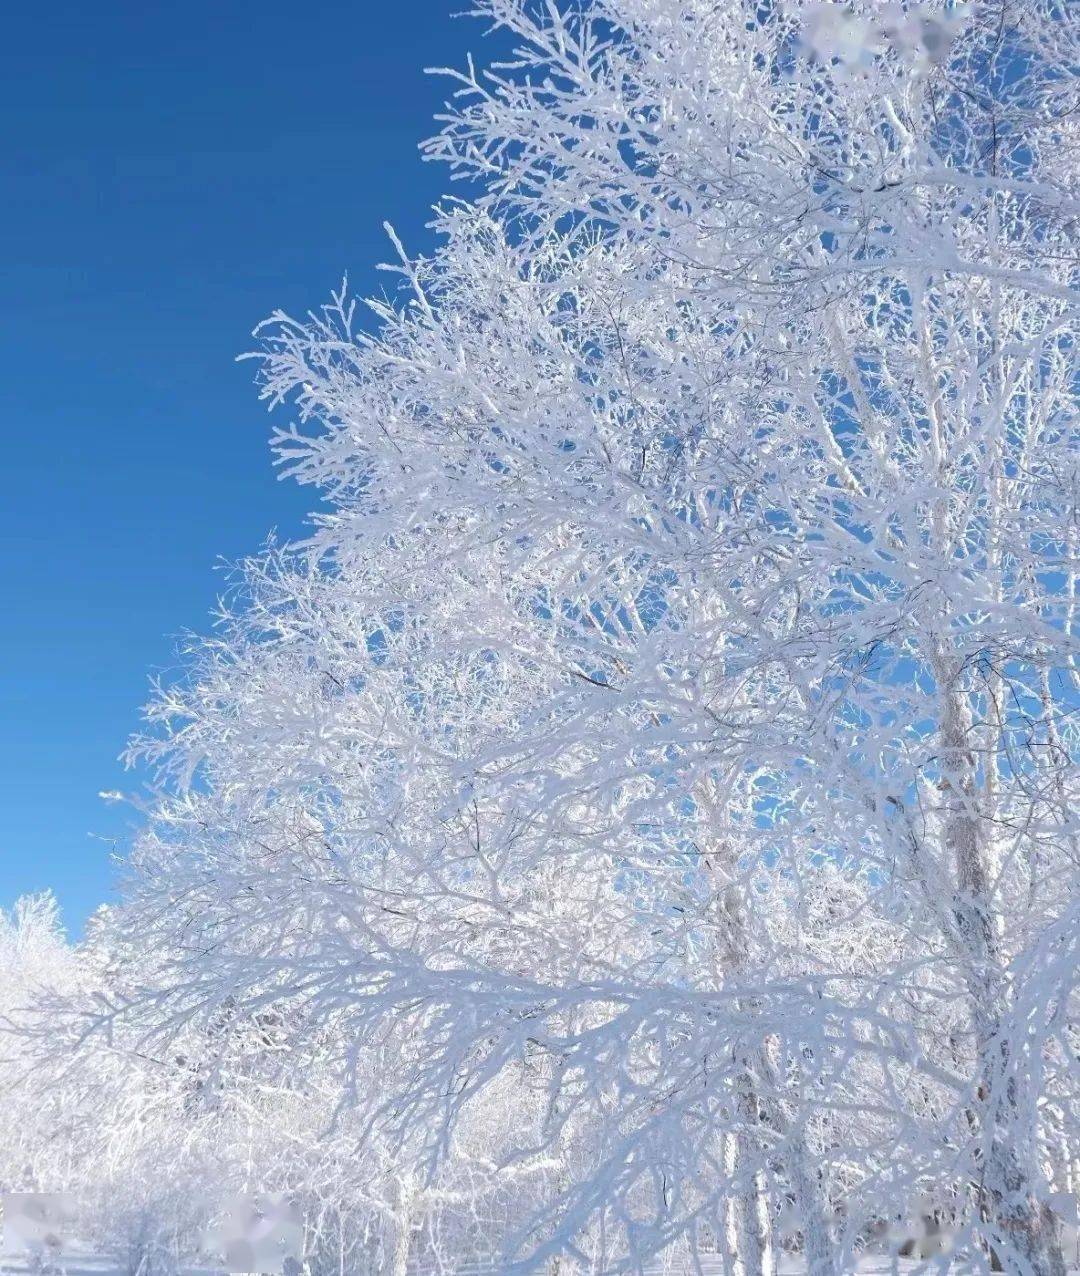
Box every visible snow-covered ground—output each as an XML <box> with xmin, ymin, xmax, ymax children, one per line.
<box><xmin>2</xmin><ymin>1249</ymin><xmax>1078</xmax><ymax>1276</ymax></box>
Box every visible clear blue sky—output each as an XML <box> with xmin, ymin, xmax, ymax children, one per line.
<box><xmin>2</xmin><ymin>1</ymin><xmax>496</xmax><ymax>933</ymax></box>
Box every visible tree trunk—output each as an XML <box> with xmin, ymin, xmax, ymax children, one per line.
<box><xmin>383</xmin><ymin>1180</ymin><xmax>414</xmax><ymax>1276</ymax></box>
<box><xmin>938</xmin><ymin>674</ymin><xmax>1065</xmax><ymax>1276</ymax></box>
<box><xmin>733</xmin><ymin>1161</ymin><xmax>773</xmax><ymax>1276</ymax></box>
<box><xmin>784</xmin><ymin>1131</ymin><xmax>834</xmax><ymax>1276</ymax></box>
<box><xmin>707</xmin><ymin>858</ymin><xmax>777</xmax><ymax>1276</ymax></box>
<box><xmin>722</xmin><ymin>1133</ymin><xmax>742</xmax><ymax>1276</ymax></box>
<box><xmin>701</xmin><ymin>826</ymin><xmax>838</xmax><ymax>1274</ymax></box>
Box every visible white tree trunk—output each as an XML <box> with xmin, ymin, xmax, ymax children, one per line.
<box><xmin>722</xmin><ymin>1133</ymin><xmax>743</xmax><ymax>1276</ymax></box>
<box><xmin>784</xmin><ymin>1132</ymin><xmax>834</xmax><ymax>1276</ymax></box>
<box><xmin>938</xmin><ymin>676</ymin><xmax>1065</xmax><ymax>1276</ymax></box>
<box><xmin>383</xmin><ymin>1180</ymin><xmax>414</xmax><ymax>1276</ymax></box>
<box><xmin>733</xmin><ymin>1162</ymin><xmax>774</xmax><ymax>1276</ymax></box>
<box><xmin>704</xmin><ymin>853</ymin><xmax>784</xmax><ymax>1276</ymax></box>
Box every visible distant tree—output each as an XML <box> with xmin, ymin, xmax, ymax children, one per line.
<box><xmin>0</xmin><ymin>894</ymin><xmax>82</xmax><ymax>1195</ymax></box>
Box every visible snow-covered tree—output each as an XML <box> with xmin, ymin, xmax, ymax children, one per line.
<box><xmin>78</xmin><ymin>0</ymin><xmax>1080</xmax><ymax>1271</ymax></box>
<box><xmin>0</xmin><ymin>894</ymin><xmax>84</xmax><ymax>1196</ymax></box>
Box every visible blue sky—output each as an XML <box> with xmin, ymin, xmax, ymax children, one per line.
<box><xmin>2</xmin><ymin>0</ymin><xmax>496</xmax><ymax>933</ymax></box>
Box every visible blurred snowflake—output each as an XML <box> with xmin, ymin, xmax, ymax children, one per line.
<box><xmin>802</xmin><ymin>2</ymin><xmax>970</xmax><ymax>72</ymax></box>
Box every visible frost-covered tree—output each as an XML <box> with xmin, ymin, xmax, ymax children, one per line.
<box><xmin>85</xmin><ymin>0</ymin><xmax>1080</xmax><ymax>1272</ymax></box>
<box><xmin>14</xmin><ymin>896</ymin><xmax>530</xmax><ymax>1276</ymax></box>
<box><xmin>0</xmin><ymin>894</ymin><xmax>84</xmax><ymax>1196</ymax></box>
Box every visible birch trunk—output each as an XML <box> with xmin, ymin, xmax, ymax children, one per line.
<box><xmin>383</xmin><ymin>1179</ymin><xmax>414</xmax><ymax>1276</ymax></box>
<box><xmin>938</xmin><ymin>674</ymin><xmax>1064</xmax><ymax>1276</ymax></box>
<box><xmin>707</xmin><ymin>858</ymin><xmax>776</xmax><ymax>1276</ymax></box>
<box><xmin>706</xmin><ymin>852</ymin><xmax>823</xmax><ymax>1275</ymax></box>
<box><xmin>733</xmin><ymin>1161</ymin><xmax>773</xmax><ymax>1276</ymax></box>
<box><xmin>784</xmin><ymin>1132</ymin><xmax>834</xmax><ymax>1276</ymax></box>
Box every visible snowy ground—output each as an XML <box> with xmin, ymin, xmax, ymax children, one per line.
<box><xmin>2</xmin><ymin>1252</ymin><xmax>1078</xmax><ymax>1276</ymax></box>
